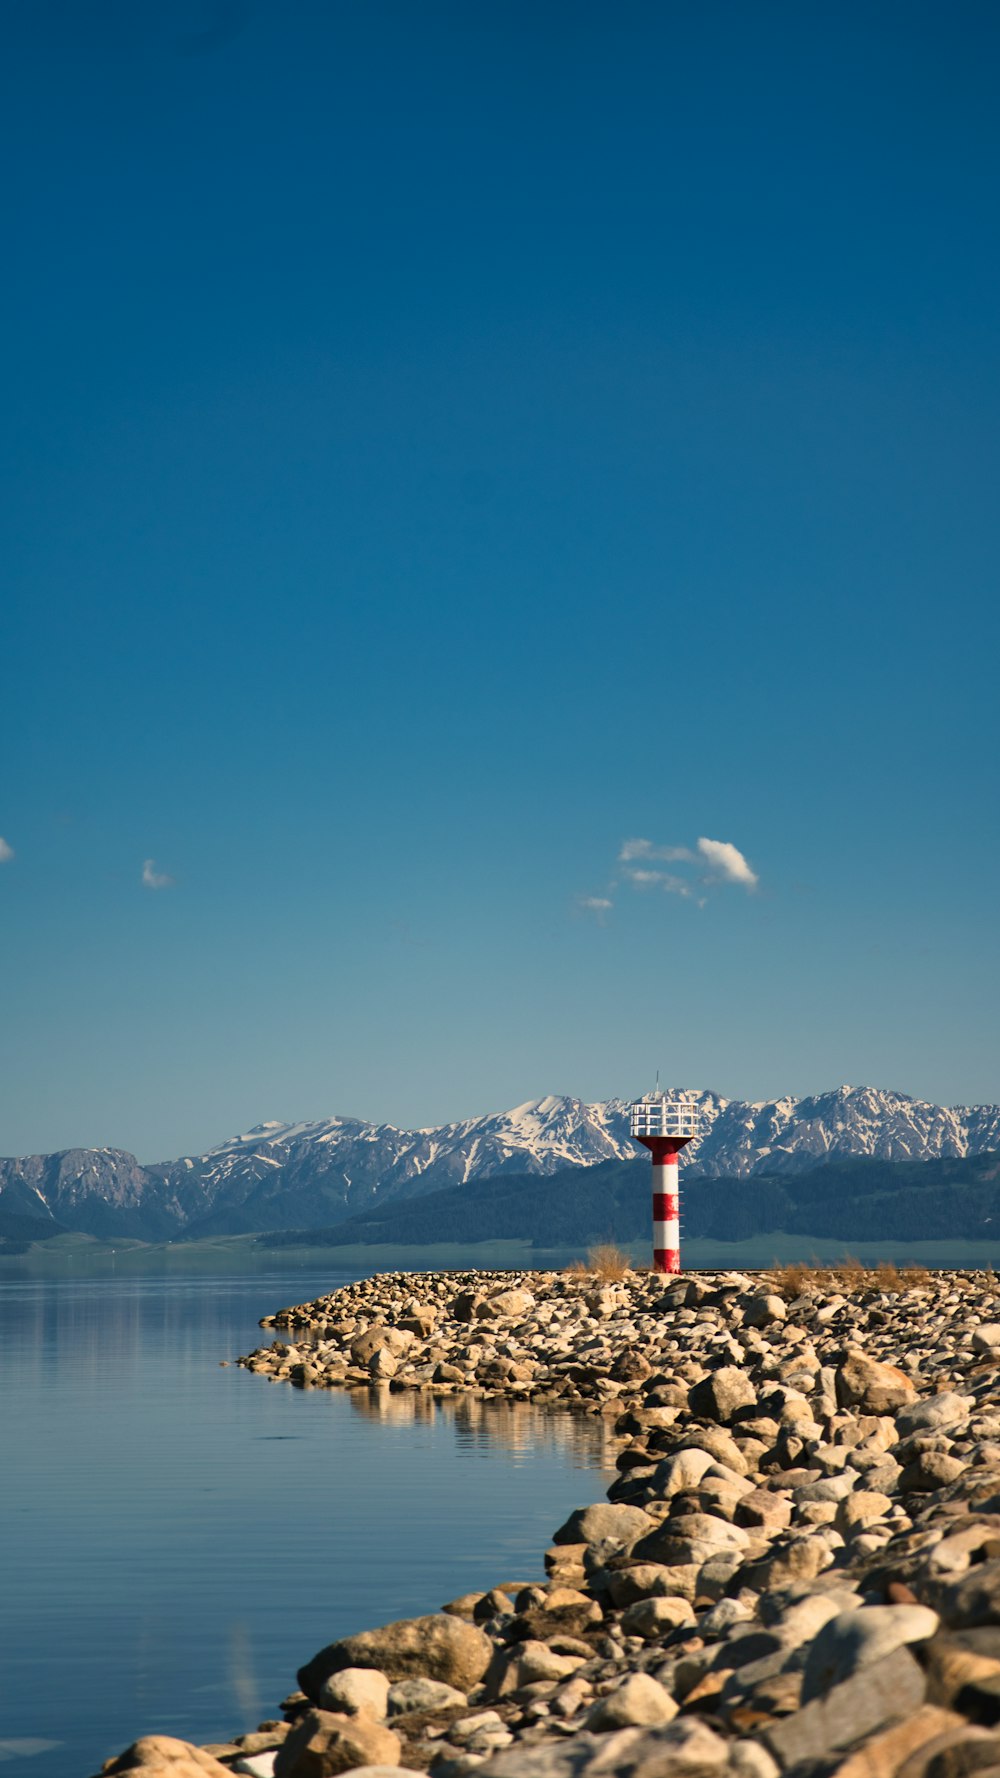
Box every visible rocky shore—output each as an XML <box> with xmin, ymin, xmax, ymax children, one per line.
<box><xmin>95</xmin><ymin>1265</ymin><xmax>1000</xmax><ymax>1778</ymax></box>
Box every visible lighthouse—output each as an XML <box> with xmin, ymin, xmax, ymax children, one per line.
<box><xmin>630</xmin><ymin>1089</ymin><xmax>702</xmax><ymax>1274</ymax></box>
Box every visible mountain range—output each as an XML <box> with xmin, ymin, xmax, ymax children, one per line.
<box><xmin>1</xmin><ymin>1085</ymin><xmax>998</xmax><ymax>1243</ymax></box>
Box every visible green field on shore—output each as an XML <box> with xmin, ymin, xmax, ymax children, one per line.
<box><xmin>3</xmin><ymin>1228</ymin><xmax>1000</xmax><ymax>1277</ymax></box>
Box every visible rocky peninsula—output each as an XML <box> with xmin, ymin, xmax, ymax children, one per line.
<box><xmin>95</xmin><ymin>1264</ymin><xmax>1000</xmax><ymax>1778</ymax></box>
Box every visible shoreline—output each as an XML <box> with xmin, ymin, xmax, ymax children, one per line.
<box><xmin>96</xmin><ymin>1264</ymin><xmax>1000</xmax><ymax>1778</ymax></box>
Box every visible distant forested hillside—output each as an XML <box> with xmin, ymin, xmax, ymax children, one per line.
<box><xmin>258</xmin><ymin>1149</ymin><xmax>1000</xmax><ymax>1251</ymax></box>
<box><xmin>0</xmin><ymin>1209</ymin><xmax>69</xmax><ymax>1255</ymax></box>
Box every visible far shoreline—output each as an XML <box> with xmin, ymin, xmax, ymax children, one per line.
<box><xmin>4</xmin><ymin>1227</ymin><xmax>1000</xmax><ymax>1277</ymax></box>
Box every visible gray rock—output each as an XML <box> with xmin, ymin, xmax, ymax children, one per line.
<box><xmin>764</xmin><ymin>1646</ymin><xmax>927</xmax><ymax>1767</ymax></box>
<box><xmin>896</xmin><ymin>1393</ymin><xmax>973</xmax><ymax>1437</ymax></box>
<box><xmin>474</xmin><ymin>1719</ymin><xmax>730</xmax><ymax>1778</ymax></box>
<box><xmin>801</xmin><ymin>1605</ymin><xmax>940</xmax><ymax>1702</ymax></box>
<box><xmin>387</xmin><ymin>1678</ymin><xmax>468</xmax><ymax>1717</ymax></box>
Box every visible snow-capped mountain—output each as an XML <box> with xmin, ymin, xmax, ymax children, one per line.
<box><xmin>2</xmin><ymin>1086</ymin><xmax>998</xmax><ymax>1241</ymax></box>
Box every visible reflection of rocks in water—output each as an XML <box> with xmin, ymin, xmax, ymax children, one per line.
<box><xmin>346</xmin><ymin>1383</ymin><xmax>616</xmax><ymax>1473</ymax></box>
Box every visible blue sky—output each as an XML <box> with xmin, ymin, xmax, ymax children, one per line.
<box><xmin>2</xmin><ymin>2</ymin><xmax>998</xmax><ymax>1161</ymax></box>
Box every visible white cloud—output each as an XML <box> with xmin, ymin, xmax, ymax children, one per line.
<box><xmin>142</xmin><ymin>858</ymin><xmax>174</xmax><ymax>890</ymax></box>
<box><xmin>0</xmin><ymin>837</ymin><xmax>13</xmax><ymax>863</ymax></box>
<box><xmin>578</xmin><ymin>832</ymin><xmax>758</xmax><ymax>925</ymax></box>
<box><xmin>696</xmin><ymin>836</ymin><xmax>758</xmax><ymax>890</ymax></box>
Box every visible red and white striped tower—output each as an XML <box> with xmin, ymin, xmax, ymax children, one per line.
<box><xmin>630</xmin><ymin>1091</ymin><xmax>702</xmax><ymax>1274</ymax></box>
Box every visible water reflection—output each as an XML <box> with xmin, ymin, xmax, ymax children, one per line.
<box><xmin>346</xmin><ymin>1382</ymin><xmax>619</xmax><ymax>1468</ymax></box>
<box><xmin>1</xmin><ymin>1273</ymin><xmax>614</xmax><ymax>1778</ymax></box>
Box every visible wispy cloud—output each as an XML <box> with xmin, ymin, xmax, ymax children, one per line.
<box><xmin>576</xmin><ymin>894</ymin><xmax>614</xmax><ymax>923</ymax></box>
<box><xmin>141</xmin><ymin>858</ymin><xmax>174</xmax><ymax>890</ymax></box>
<box><xmin>578</xmin><ymin>833</ymin><xmax>759</xmax><ymax>918</ymax></box>
<box><xmin>0</xmin><ymin>837</ymin><xmax>13</xmax><ymax>864</ymax></box>
<box><xmin>619</xmin><ymin>838</ymin><xmax>695</xmax><ymax>864</ymax></box>
<box><xmin>623</xmin><ymin>867</ymin><xmax>696</xmax><ymax>900</ymax></box>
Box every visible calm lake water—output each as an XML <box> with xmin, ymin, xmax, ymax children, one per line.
<box><xmin>0</xmin><ymin>1271</ymin><xmax>616</xmax><ymax>1778</ymax></box>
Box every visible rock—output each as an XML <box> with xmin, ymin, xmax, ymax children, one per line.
<box><xmin>896</xmin><ymin>1726</ymin><xmax>1000</xmax><ymax>1778</ymax></box>
<box><xmin>836</xmin><ymin>1349</ymin><xmax>917</xmax><ymax>1415</ymax></box>
<box><xmin>350</xmin><ymin>1326</ymin><xmax>413</xmax><ymax>1366</ymax></box>
<box><xmin>940</xmin><ymin>1561</ymin><xmax>1000</xmax><ymax>1629</ymax></box>
<box><xmin>232</xmin><ymin>1755</ymin><xmax>278</xmax><ymax>1778</ymax></box>
<box><xmin>802</xmin><ymin>1605</ymin><xmax>941</xmax><ymax>1702</ymax></box>
<box><xmin>387</xmin><ymin>1677</ymin><xmax>468</xmax><ymax>1717</ymax></box>
<box><xmin>827</xmin><ymin>1706</ymin><xmax>966</xmax><ymax>1778</ymax></box>
<box><xmin>764</xmin><ymin>1646</ymin><xmax>927</xmax><ymax>1767</ymax></box>
<box><xmin>98</xmin><ymin>1739</ymin><xmax>235</xmax><ymax>1776</ymax></box>
<box><xmin>611</xmin><ymin>1351</ymin><xmax>653</xmax><ymax>1383</ymax></box>
<box><xmin>450</xmin><ymin>1291</ymin><xmax>486</xmax><ymax>1322</ymax></box>
<box><xmin>399</xmin><ymin>1308</ymin><xmax>438</xmax><ymax>1337</ymax></box>
<box><xmin>630</xmin><ymin>1513</ymin><xmax>747</xmax><ymax>1569</ymax></box>
<box><xmin>478</xmin><ymin>1289</ymin><xmax>535</xmax><ymax>1321</ymax></box>
<box><xmin>767</xmin><ymin>1591</ymin><xmax>863</xmax><ymax>1651</ymax></box>
<box><xmin>483</xmin><ymin>1639</ymin><xmax>588</xmax><ymax>1698</ymax></box>
<box><xmin>274</xmin><ymin>1710</ymin><xmax>401</xmax><ymax>1778</ymax></box>
<box><xmin>316</xmin><ymin>1770</ymin><xmax>421</xmax><ymax>1778</ymax></box>
<box><xmin>740</xmin><ymin>1533</ymin><xmax>834</xmax><ymax>1592</ymax></box>
<box><xmin>900</xmin><ymin>1452</ymin><xmax>968</xmax><ymax>1493</ymax></box>
<box><xmin>743</xmin><ymin>1295</ymin><xmax>788</xmax><ymax>1328</ymax></box>
<box><xmin>551</xmin><ymin>1503</ymin><xmax>654</xmax><ymax>1548</ymax></box>
<box><xmin>619</xmin><ymin>1596</ymin><xmax>696</xmax><ymax>1639</ymax></box>
<box><xmin>318</xmin><ymin>1667</ymin><xmax>391</xmax><ymax>1718</ymax></box>
<box><xmin>472</xmin><ymin>1719</ymin><xmax>730</xmax><ymax>1778</ymax></box>
<box><xmin>924</xmin><ymin>1629</ymin><xmax>1000</xmax><ymax>1713</ymax></box>
<box><xmin>896</xmin><ymin>1395</ymin><xmax>972</xmax><ymax>1437</ymax></box>
<box><xmin>369</xmin><ymin>1347</ymin><xmax>398</xmax><ymax>1380</ymax></box>
<box><xmin>688</xmin><ymin>1367</ymin><xmax>757</xmax><ymax>1425</ymax></box>
<box><xmin>585</xmin><ymin>1673</ymin><xmax>679</xmax><ymax>1730</ymax></box>
<box><xmin>729</xmin><ymin>1743</ymin><xmax>781</xmax><ymax>1778</ymax></box>
<box><xmin>605</xmin><ymin>1563</ymin><xmax>701</xmax><ymax>1607</ymax></box>
<box><xmin>299</xmin><ymin>1615</ymin><xmax>492</xmax><ymax>1698</ymax></box>
<box><xmin>973</xmin><ymin>1327</ymin><xmax>1000</xmax><ymax>1356</ymax></box>
<box><xmin>651</xmin><ymin>1448</ymin><xmax>718</xmax><ymax>1496</ymax></box>
<box><xmin>836</xmin><ymin>1492</ymin><xmax>893</xmax><ymax>1535</ymax></box>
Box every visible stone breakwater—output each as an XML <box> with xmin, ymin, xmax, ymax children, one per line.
<box><xmin>95</xmin><ymin>1266</ymin><xmax>1000</xmax><ymax>1778</ymax></box>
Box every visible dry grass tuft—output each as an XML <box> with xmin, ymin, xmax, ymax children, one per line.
<box><xmin>561</xmin><ymin>1257</ymin><xmax>589</xmax><ymax>1277</ymax></box>
<box><xmin>587</xmin><ymin>1243</ymin><xmax>633</xmax><ymax>1282</ymax></box>
<box><xmin>767</xmin><ymin>1255</ymin><xmax>935</xmax><ymax>1299</ymax></box>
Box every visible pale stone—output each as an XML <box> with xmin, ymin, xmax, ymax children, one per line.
<box><xmin>585</xmin><ymin>1673</ymin><xmax>679</xmax><ymax>1730</ymax></box>
<box><xmin>319</xmin><ymin>1667</ymin><xmax>391</xmax><ymax>1719</ymax></box>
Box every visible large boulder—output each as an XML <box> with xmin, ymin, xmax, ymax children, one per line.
<box><xmin>274</xmin><ymin>1709</ymin><xmax>401</xmax><ymax>1778</ymax></box>
<box><xmin>299</xmin><ymin>1614</ymin><xmax>492</xmax><ymax>1700</ymax></box>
